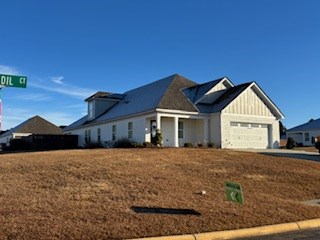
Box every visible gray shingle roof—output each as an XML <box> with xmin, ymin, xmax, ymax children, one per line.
<box><xmin>1</xmin><ymin>115</ymin><xmax>63</xmax><ymax>137</ymax></box>
<box><xmin>287</xmin><ymin>118</ymin><xmax>320</xmax><ymax>132</ymax></box>
<box><xmin>91</xmin><ymin>74</ymin><xmax>197</xmax><ymax>123</ymax></box>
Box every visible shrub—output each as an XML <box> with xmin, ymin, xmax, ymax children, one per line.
<box><xmin>207</xmin><ymin>142</ymin><xmax>215</xmax><ymax>148</ymax></box>
<box><xmin>84</xmin><ymin>141</ymin><xmax>104</xmax><ymax>149</ymax></box>
<box><xmin>286</xmin><ymin>137</ymin><xmax>296</xmax><ymax>149</ymax></box>
<box><xmin>184</xmin><ymin>142</ymin><xmax>193</xmax><ymax>148</ymax></box>
<box><xmin>113</xmin><ymin>138</ymin><xmax>134</xmax><ymax>148</ymax></box>
<box><xmin>197</xmin><ymin>143</ymin><xmax>204</xmax><ymax>148</ymax></box>
<box><xmin>315</xmin><ymin>136</ymin><xmax>320</xmax><ymax>154</ymax></box>
<box><xmin>154</xmin><ymin>129</ymin><xmax>163</xmax><ymax>147</ymax></box>
<box><xmin>143</xmin><ymin>142</ymin><xmax>153</xmax><ymax>148</ymax></box>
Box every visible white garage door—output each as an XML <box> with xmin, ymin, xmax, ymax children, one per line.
<box><xmin>229</xmin><ymin>122</ymin><xmax>269</xmax><ymax>149</ymax></box>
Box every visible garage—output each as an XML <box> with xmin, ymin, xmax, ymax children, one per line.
<box><xmin>229</xmin><ymin>122</ymin><xmax>270</xmax><ymax>149</ymax></box>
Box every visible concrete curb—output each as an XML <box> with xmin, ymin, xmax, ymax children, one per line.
<box><xmin>128</xmin><ymin>218</ymin><xmax>320</xmax><ymax>240</ymax></box>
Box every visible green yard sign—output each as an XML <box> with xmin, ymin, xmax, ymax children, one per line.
<box><xmin>0</xmin><ymin>74</ymin><xmax>27</xmax><ymax>88</ymax></box>
<box><xmin>225</xmin><ymin>181</ymin><xmax>244</xmax><ymax>205</ymax></box>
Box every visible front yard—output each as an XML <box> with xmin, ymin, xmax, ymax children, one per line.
<box><xmin>0</xmin><ymin>148</ymin><xmax>319</xmax><ymax>239</ymax></box>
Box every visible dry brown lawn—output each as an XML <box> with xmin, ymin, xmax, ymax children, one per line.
<box><xmin>0</xmin><ymin>148</ymin><xmax>320</xmax><ymax>240</ymax></box>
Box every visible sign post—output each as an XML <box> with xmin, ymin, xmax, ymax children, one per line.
<box><xmin>225</xmin><ymin>181</ymin><xmax>244</xmax><ymax>205</ymax></box>
<box><xmin>0</xmin><ymin>74</ymin><xmax>27</xmax><ymax>88</ymax></box>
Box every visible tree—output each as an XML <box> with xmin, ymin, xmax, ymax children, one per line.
<box><xmin>279</xmin><ymin>121</ymin><xmax>287</xmax><ymax>136</ymax></box>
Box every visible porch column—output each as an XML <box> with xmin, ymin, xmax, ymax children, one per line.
<box><xmin>156</xmin><ymin>114</ymin><xmax>161</xmax><ymax>130</ymax></box>
<box><xmin>173</xmin><ymin>117</ymin><xmax>179</xmax><ymax>147</ymax></box>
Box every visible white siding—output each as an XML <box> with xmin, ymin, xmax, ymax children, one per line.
<box><xmin>66</xmin><ymin>116</ymin><xmax>147</xmax><ymax>147</ymax></box>
<box><xmin>210</xmin><ymin>113</ymin><xmax>221</xmax><ymax>147</ymax></box>
<box><xmin>224</xmin><ymin>87</ymin><xmax>274</xmax><ymax>117</ymax></box>
<box><xmin>287</xmin><ymin>129</ymin><xmax>320</xmax><ymax>146</ymax></box>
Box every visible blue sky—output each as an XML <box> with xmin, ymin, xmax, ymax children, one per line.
<box><xmin>0</xmin><ymin>0</ymin><xmax>319</xmax><ymax>130</ymax></box>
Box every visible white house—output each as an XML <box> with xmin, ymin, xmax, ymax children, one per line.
<box><xmin>287</xmin><ymin>118</ymin><xmax>320</xmax><ymax>146</ymax></box>
<box><xmin>0</xmin><ymin>115</ymin><xmax>63</xmax><ymax>146</ymax></box>
<box><xmin>64</xmin><ymin>74</ymin><xmax>284</xmax><ymax>149</ymax></box>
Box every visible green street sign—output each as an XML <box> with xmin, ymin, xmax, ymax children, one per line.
<box><xmin>0</xmin><ymin>74</ymin><xmax>27</xmax><ymax>88</ymax></box>
<box><xmin>225</xmin><ymin>181</ymin><xmax>244</xmax><ymax>205</ymax></box>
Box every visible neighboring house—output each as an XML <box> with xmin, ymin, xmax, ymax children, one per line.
<box><xmin>287</xmin><ymin>118</ymin><xmax>320</xmax><ymax>146</ymax></box>
<box><xmin>0</xmin><ymin>115</ymin><xmax>63</xmax><ymax>146</ymax></box>
<box><xmin>64</xmin><ymin>74</ymin><xmax>284</xmax><ymax>149</ymax></box>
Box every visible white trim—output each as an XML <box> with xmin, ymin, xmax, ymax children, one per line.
<box><xmin>156</xmin><ymin>108</ymin><xmax>199</xmax><ymax>115</ymax></box>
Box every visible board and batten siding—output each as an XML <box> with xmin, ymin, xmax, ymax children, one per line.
<box><xmin>224</xmin><ymin>87</ymin><xmax>273</xmax><ymax>117</ymax></box>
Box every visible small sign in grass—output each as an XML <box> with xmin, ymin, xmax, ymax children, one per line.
<box><xmin>225</xmin><ymin>181</ymin><xmax>244</xmax><ymax>205</ymax></box>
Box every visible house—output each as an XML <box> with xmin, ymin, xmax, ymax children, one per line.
<box><xmin>64</xmin><ymin>74</ymin><xmax>284</xmax><ymax>149</ymax></box>
<box><xmin>0</xmin><ymin>115</ymin><xmax>63</xmax><ymax>146</ymax></box>
<box><xmin>287</xmin><ymin>118</ymin><xmax>320</xmax><ymax>146</ymax></box>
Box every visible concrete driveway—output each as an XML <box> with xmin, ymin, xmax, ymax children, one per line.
<box><xmin>238</xmin><ymin>149</ymin><xmax>320</xmax><ymax>162</ymax></box>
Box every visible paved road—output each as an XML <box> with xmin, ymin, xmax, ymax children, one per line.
<box><xmin>236</xmin><ymin>228</ymin><xmax>320</xmax><ymax>240</ymax></box>
<box><xmin>239</xmin><ymin>149</ymin><xmax>320</xmax><ymax>162</ymax></box>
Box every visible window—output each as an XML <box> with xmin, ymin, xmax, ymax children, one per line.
<box><xmin>85</xmin><ymin>129</ymin><xmax>91</xmax><ymax>143</ymax></box>
<box><xmin>251</xmin><ymin>124</ymin><xmax>259</xmax><ymax>128</ymax></box>
<box><xmin>97</xmin><ymin>128</ymin><xmax>101</xmax><ymax>142</ymax></box>
<box><xmin>112</xmin><ymin>125</ymin><xmax>116</xmax><ymax>141</ymax></box>
<box><xmin>305</xmin><ymin>132</ymin><xmax>310</xmax><ymax>142</ymax></box>
<box><xmin>178</xmin><ymin>121</ymin><xmax>184</xmax><ymax>139</ymax></box>
<box><xmin>128</xmin><ymin>122</ymin><xmax>133</xmax><ymax>139</ymax></box>
<box><xmin>88</xmin><ymin>102</ymin><xmax>94</xmax><ymax>119</ymax></box>
<box><xmin>240</xmin><ymin>123</ymin><xmax>249</xmax><ymax>128</ymax></box>
<box><xmin>230</xmin><ymin>122</ymin><xmax>238</xmax><ymax>127</ymax></box>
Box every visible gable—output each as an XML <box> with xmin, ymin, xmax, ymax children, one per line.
<box><xmin>223</xmin><ymin>85</ymin><xmax>275</xmax><ymax>118</ymax></box>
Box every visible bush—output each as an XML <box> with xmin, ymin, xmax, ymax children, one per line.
<box><xmin>286</xmin><ymin>137</ymin><xmax>296</xmax><ymax>149</ymax></box>
<box><xmin>152</xmin><ymin>129</ymin><xmax>163</xmax><ymax>147</ymax></box>
<box><xmin>113</xmin><ymin>138</ymin><xmax>134</xmax><ymax>148</ymax></box>
<box><xmin>143</xmin><ymin>142</ymin><xmax>153</xmax><ymax>148</ymax></box>
<box><xmin>315</xmin><ymin>136</ymin><xmax>320</xmax><ymax>154</ymax></box>
<box><xmin>197</xmin><ymin>143</ymin><xmax>204</xmax><ymax>147</ymax></box>
<box><xmin>184</xmin><ymin>142</ymin><xmax>193</xmax><ymax>148</ymax></box>
<box><xmin>84</xmin><ymin>141</ymin><xmax>104</xmax><ymax>149</ymax></box>
<box><xmin>207</xmin><ymin>142</ymin><xmax>215</xmax><ymax>148</ymax></box>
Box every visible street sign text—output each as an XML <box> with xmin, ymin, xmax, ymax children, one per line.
<box><xmin>0</xmin><ymin>74</ymin><xmax>27</xmax><ymax>88</ymax></box>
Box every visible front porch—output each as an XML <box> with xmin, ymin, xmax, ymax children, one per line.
<box><xmin>145</xmin><ymin>114</ymin><xmax>209</xmax><ymax>147</ymax></box>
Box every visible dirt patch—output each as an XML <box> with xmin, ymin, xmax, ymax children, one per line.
<box><xmin>0</xmin><ymin>148</ymin><xmax>320</xmax><ymax>239</ymax></box>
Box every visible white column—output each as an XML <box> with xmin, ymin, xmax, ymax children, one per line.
<box><xmin>156</xmin><ymin>114</ymin><xmax>161</xmax><ymax>130</ymax></box>
<box><xmin>173</xmin><ymin>117</ymin><xmax>179</xmax><ymax>147</ymax></box>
